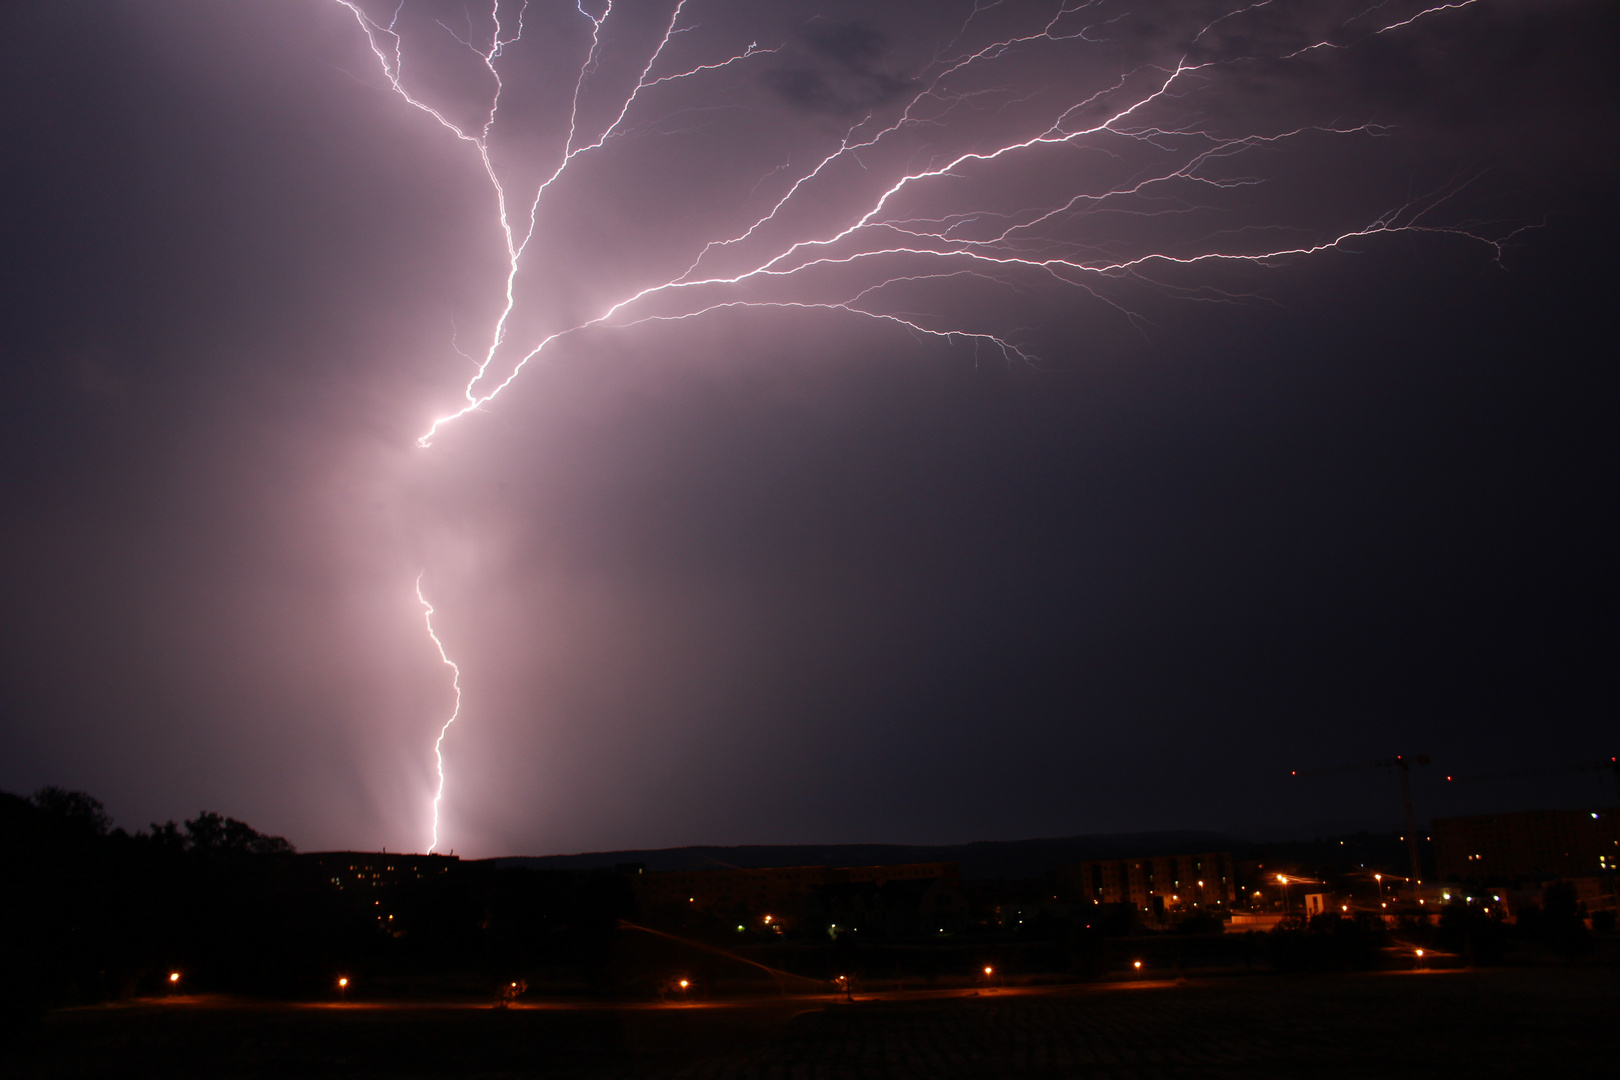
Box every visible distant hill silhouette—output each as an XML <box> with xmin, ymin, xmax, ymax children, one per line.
<box><xmin>486</xmin><ymin>829</ymin><xmax>1238</xmax><ymax>879</ymax></box>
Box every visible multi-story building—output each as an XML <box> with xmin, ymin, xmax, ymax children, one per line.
<box><xmin>303</xmin><ymin>851</ymin><xmax>460</xmax><ymax>891</ymax></box>
<box><xmin>1056</xmin><ymin>852</ymin><xmax>1236</xmax><ymax>914</ymax></box>
<box><xmin>630</xmin><ymin>862</ymin><xmax>959</xmax><ymax>919</ymax></box>
<box><xmin>1432</xmin><ymin>806</ymin><xmax>1620</xmax><ymax>881</ymax></box>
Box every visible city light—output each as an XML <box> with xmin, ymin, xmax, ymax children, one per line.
<box><xmin>983</xmin><ymin>966</ymin><xmax>993</xmax><ymax>976</ymax></box>
<box><xmin>338</xmin><ymin>977</ymin><xmax>349</xmax><ymax>988</ymax></box>
<box><xmin>1133</xmin><ymin>960</ymin><xmax>1142</xmax><ymax>970</ymax></box>
<box><xmin>168</xmin><ymin>972</ymin><xmax>180</xmax><ymax>984</ymax></box>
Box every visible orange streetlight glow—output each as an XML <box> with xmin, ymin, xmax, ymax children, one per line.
<box><xmin>168</xmin><ymin>972</ymin><xmax>180</xmax><ymax>984</ymax></box>
<box><xmin>338</xmin><ymin>977</ymin><xmax>349</xmax><ymax>988</ymax></box>
<box><xmin>1133</xmin><ymin>960</ymin><xmax>1142</xmax><ymax>970</ymax></box>
<box><xmin>983</xmin><ymin>966</ymin><xmax>993</xmax><ymax>976</ymax></box>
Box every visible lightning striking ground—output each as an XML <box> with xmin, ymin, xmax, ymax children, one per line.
<box><xmin>415</xmin><ymin>576</ymin><xmax>463</xmax><ymax>854</ymax></box>
<box><xmin>337</xmin><ymin>0</ymin><xmax>1519</xmax><ymax>851</ymax></box>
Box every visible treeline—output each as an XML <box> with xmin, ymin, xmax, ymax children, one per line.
<box><xmin>1</xmin><ymin>788</ymin><xmax>633</xmax><ymax>1030</ymax></box>
<box><xmin>5</xmin><ymin>787</ymin><xmax>1609</xmax><ymax>1036</ymax></box>
<box><xmin>3</xmin><ymin>788</ymin><xmax>343</xmax><ymax>1018</ymax></box>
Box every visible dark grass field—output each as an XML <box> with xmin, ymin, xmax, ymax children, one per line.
<box><xmin>7</xmin><ymin>968</ymin><xmax>1617</xmax><ymax>1079</ymax></box>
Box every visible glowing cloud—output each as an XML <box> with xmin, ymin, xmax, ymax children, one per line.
<box><xmin>336</xmin><ymin>0</ymin><xmax>1519</xmax><ymax>850</ymax></box>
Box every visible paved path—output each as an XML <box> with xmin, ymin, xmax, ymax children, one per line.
<box><xmin>11</xmin><ymin>969</ymin><xmax>1617</xmax><ymax>1078</ymax></box>
<box><xmin>670</xmin><ymin>970</ymin><xmax>1618</xmax><ymax>1080</ymax></box>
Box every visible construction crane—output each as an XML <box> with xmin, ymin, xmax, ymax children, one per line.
<box><xmin>1443</xmin><ymin>756</ymin><xmax>1620</xmax><ymax>803</ymax></box>
<box><xmin>1291</xmin><ymin>754</ymin><xmax>1431</xmax><ymax>899</ymax></box>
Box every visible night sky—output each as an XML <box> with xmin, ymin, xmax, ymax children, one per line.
<box><xmin>2</xmin><ymin>0</ymin><xmax>1614</xmax><ymax>857</ymax></box>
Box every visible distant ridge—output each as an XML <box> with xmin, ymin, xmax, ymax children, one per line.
<box><xmin>486</xmin><ymin>829</ymin><xmax>1236</xmax><ymax>880</ymax></box>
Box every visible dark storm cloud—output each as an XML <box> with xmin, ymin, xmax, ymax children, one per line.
<box><xmin>761</xmin><ymin>21</ymin><xmax>916</xmax><ymax>116</ymax></box>
<box><xmin>1</xmin><ymin>0</ymin><xmax>1614</xmax><ymax>857</ymax></box>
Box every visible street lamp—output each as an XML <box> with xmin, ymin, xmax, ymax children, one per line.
<box><xmin>338</xmin><ymin>977</ymin><xmax>349</xmax><ymax>1000</ymax></box>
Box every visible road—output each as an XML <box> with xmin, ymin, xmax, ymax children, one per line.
<box><xmin>8</xmin><ymin>968</ymin><xmax>1616</xmax><ymax>1078</ymax></box>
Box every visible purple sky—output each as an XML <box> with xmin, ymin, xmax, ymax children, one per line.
<box><xmin>2</xmin><ymin>0</ymin><xmax>1615</xmax><ymax>857</ymax></box>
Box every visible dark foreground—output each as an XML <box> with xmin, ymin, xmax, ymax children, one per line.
<box><xmin>8</xmin><ymin>969</ymin><xmax>1617</xmax><ymax>1079</ymax></box>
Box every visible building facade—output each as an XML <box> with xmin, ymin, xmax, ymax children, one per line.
<box><xmin>630</xmin><ymin>862</ymin><xmax>959</xmax><ymax>918</ymax></box>
<box><xmin>1057</xmin><ymin>852</ymin><xmax>1236</xmax><ymax>913</ymax></box>
<box><xmin>1432</xmin><ymin>806</ymin><xmax>1620</xmax><ymax>881</ymax></box>
<box><xmin>303</xmin><ymin>851</ymin><xmax>460</xmax><ymax>891</ymax></box>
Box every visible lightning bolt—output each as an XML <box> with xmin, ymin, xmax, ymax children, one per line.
<box><xmin>415</xmin><ymin>576</ymin><xmax>462</xmax><ymax>854</ymax></box>
<box><xmin>333</xmin><ymin>0</ymin><xmax>1514</xmax><ymax>852</ymax></box>
<box><xmin>338</xmin><ymin>0</ymin><xmax>1505</xmax><ymax>448</ymax></box>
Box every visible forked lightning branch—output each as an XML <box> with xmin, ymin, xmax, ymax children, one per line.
<box><xmin>335</xmin><ymin>0</ymin><xmax>1518</xmax><ymax>852</ymax></box>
